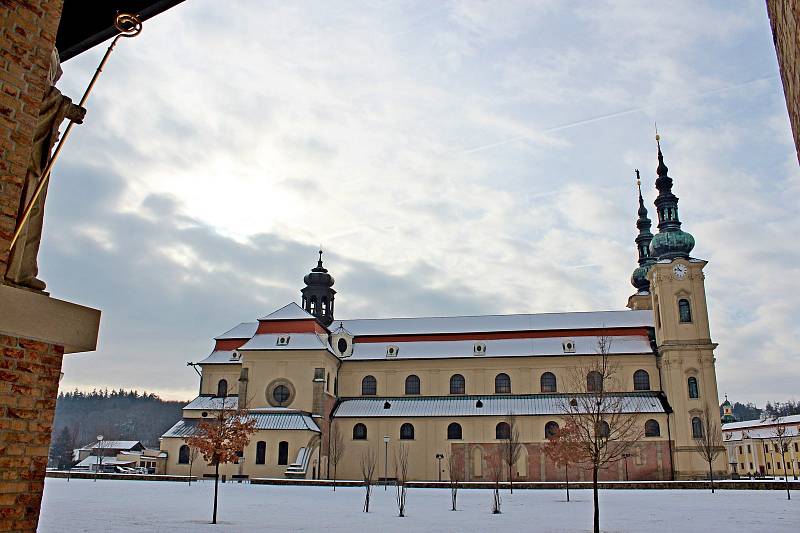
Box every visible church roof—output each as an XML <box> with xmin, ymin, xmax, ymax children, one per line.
<box><xmin>238</xmin><ymin>333</ymin><xmax>332</xmax><ymax>352</ymax></box>
<box><xmin>197</xmin><ymin>349</ymin><xmax>239</xmax><ymax>364</ymax></box>
<box><xmin>722</xmin><ymin>414</ymin><xmax>800</xmax><ymax>431</ymax></box>
<box><xmin>339</xmin><ymin>310</ymin><xmax>651</xmax><ymax>337</ymax></box>
<box><xmin>333</xmin><ymin>392</ymin><xmax>666</xmax><ymax>418</ymax></box>
<box><xmin>258</xmin><ymin>302</ymin><xmax>316</xmax><ymax>321</ymax></box>
<box><xmin>214</xmin><ymin>322</ymin><xmax>258</xmax><ymax>340</ymax></box>
<box><xmin>184</xmin><ymin>395</ymin><xmax>239</xmax><ymax>411</ymax></box>
<box><xmin>162</xmin><ymin>411</ymin><xmax>319</xmax><ymax>438</ymax></box>
<box><xmin>348</xmin><ymin>335</ymin><xmax>651</xmax><ymax>360</ymax></box>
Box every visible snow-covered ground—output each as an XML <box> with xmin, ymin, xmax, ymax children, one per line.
<box><xmin>40</xmin><ymin>478</ymin><xmax>798</xmax><ymax>532</ymax></box>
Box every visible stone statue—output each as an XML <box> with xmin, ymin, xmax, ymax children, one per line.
<box><xmin>5</xmin><ymin>48</ymin><xmax>85</xmax><ymax>291</ymax></box>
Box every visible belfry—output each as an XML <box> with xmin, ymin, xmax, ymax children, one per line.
<box><xmin>301</xmin><ymin>250</ymin><xmax>336</xmax><ymax>326</ymax></box>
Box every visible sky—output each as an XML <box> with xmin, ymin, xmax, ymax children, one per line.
<box><xmin>43</xmin><ymin>1</ymin><xmax>799</xmax><ymax>405</ymax></box>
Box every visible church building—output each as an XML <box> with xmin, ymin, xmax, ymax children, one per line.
<box><xmin>160</xmin><ymin>139</ymin><xmax>727</xmax><ymax>481</ymax></box>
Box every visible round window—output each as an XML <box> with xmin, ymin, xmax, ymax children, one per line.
<box><xmin>337</xmin><ymin>338</ymin><xmax>348</xmax><ymax>354</ymax></box>
<box><xmin>272</xmin><ymin>385</ymin><xmax>290</xmax><ymax>405</ymax></box>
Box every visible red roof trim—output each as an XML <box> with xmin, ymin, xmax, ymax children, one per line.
<box><xmin>353</xmin><ymin>327</ymin><xmax>650</xmax><ymax>344</ymax></box>
<box><xmin>256</xmin><ymin>319</ymin><xmax>328</xmax><ymax>335</ymax></box>
<box><xmin>214</xmin><ymin>338</ymin><xmax>248</xmax><ymax>351</ymax></box>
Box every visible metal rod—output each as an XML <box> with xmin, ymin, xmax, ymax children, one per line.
<box><xmin>7</xmin><ymin>13</ymin><xmax>142</xmax><ymax>253</ymax></box>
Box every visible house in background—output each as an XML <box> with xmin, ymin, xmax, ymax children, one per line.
<box><xmin>722</xmin><ymin>415</ymin><xmax>800</xmax><ymax>479</ymax></box>
<box><xmin>71</xmin><ymin>440</ymin><xmax>166</xmax><ymax>474</ymax></box>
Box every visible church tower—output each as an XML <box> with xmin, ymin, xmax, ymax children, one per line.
<box><xmin>645</xmin><ymin>135</ymin><xmax>726</xmax><ymax>479</ymax></box>
<box><xmin>301</xmin><ymin>250</ymin><xmax>336</xmax><ymax>327</ymax></box>
<box><xmin>628</xmin><ymin>169</ymin><xmax>655</xmax><ymax>310</ymax></box>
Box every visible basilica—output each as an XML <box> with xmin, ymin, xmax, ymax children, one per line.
<box><xmin>160</xmin><ymin>139</ymin><xmax>727</xmax><ymax>482</ymax></box>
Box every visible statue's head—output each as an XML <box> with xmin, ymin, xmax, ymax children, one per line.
<box><xmin>48</xmin><ymin>47</ymin><xmax>63</xmax><ymax>86</ymax></box>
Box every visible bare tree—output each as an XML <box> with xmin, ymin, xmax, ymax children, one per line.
<box><xmin>395</xmin><ymin>444</ymin><xmax>409</xmax><ymax>517</ymax></box>
<box><xmin>560</xmin><ymin>334</ymin><xmax>644</xmax><ymax>533</ymax></box>
<box><xmin>544</xmin><ymin>419</ymin><xmax>582</xmax><ymax>502</ymax></box>
<box><xmin>187</xmin><ymin>446</ymin><xmax>200</xmax><ymax>486</ymax></box>
<box><xmin>447</xmin><ymin>452</ymin><xmax>463</xmax><ymax>511</ymax></box>
<box><xmin>500</xmin><ymin>413</ymin><xmax>523</xmax><ymax>494</ymax></box>
<box><xmin>93</xmin><ymin>437</ymin><xmax>114</xmax><ymax>481</ymax></box>
<box><xmin>766</xmin><ymin>418</ymin><xmax>793</xmax><ymax>500</ymax></box>
<box><xmin>328</xmin><ymin>423</ymin><xmax>345</xmax><ymax>491</ymax></box>
<box><xmin>692</xmin><ymin>407</ymin><xmax>723</xmax><ymax>494</ymax></box>
<box><xmin>360</xmin><ymin>448</ymin><xmax>377</xmax><ymax>513</ymax></box>
<box><xmin>487</xmin><ymin>452</ymin><xmax>503</xmax><ymax>514</ymax></box>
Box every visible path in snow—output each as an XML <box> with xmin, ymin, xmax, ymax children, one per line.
<box><xmin>39</xmin><ymin>478</ymin><xmax>798</xmax><ymax>532</ymax></box>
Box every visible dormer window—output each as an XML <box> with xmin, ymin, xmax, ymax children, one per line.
<box><xmin>231</xmin><ymin>351</ymin><xmax>240</xmax><ymax>360</ymax></box>
<box><xmin>473</xmin><ymin>342</ymin><xmax>486</xmax><ymax>355</ymax></box>
<box><xmin>562</xmin><ymin>340</ymin><xmax>576</xmax><ymax>353</ymax></box>
<box><xmin>277</xmin><ymin>336</ymin><xmax>291</xmax><ymax>346</ymax></box>
<box><xmin>386</xmin><ymin>345</ymin><xmax>398</xmax><ymax>358</ymax></box>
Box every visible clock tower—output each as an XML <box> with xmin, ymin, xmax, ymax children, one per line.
<box><xmin>645</xmin><ymin>136</ymin><xmax>727</xmax><ymax>479</ymax></box>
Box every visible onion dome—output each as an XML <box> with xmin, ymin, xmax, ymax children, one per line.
<box><xmin>301</xmin><ymin>249</ymin><xmax>336</xmax><ymax>326</ymax></box>
<box><xmin>631</xmin><ymin>170</ymin><xmax>655</xmax><ymax>292</ymax></box>
<box><xmin>648</xmin><ymin>135</ymin><xmax>695</xmax><ymax>260</ymax></box>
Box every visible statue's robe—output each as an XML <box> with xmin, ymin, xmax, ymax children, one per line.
<box><xmin>5</xmin><ymin>85</ymin><xmax>74</xmax><ymax>290</ymax></box>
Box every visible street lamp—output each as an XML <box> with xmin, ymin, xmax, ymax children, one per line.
<box><xmin>622</xmin><ymin>453</ymin><xmax>631</xmax><ymax>481</ymax></box>
<box><xmin>94</xmin><ymin>435</ymin><xmax>104</xmax><ymax>482</ymax></box>
<box><xmin>383</xmin><ymin>435</ymin><xmax>390</xmax><ymax>490</ymax></box>
<box><xmin>435</xmin><ymin>453</ymin><xmax>444</xmax><ymax>482</ymax></box>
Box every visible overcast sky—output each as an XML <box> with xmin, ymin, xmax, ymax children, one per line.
<box><xmin>44</xmin><ymin>1</ymin><xmax>799</xmax><ymax>405</ymax></box>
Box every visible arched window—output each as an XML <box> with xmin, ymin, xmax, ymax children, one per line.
<box><xmin>540</xmin><ymin>372</ymin><xmax>557</xmax><ymax>393</ymax></box>
<box><xmin>633</xmin><ymin>370</ymin><xmax>651</xmax><ymax>391</ymax></box>
<box><xmin>691</xmin><ymin>417</ymin><xmax>703</xmax><ymax>439</ymax></box>
<box><xmin>587</xmin><ymin>371</ymin><xmax>603</xmax><ymax>392</ymax></box>
<box><xmin>596</xmin><ymin>420</ymin><xmax>610</xmax><ymax>438</ymax></box>
<box><xmin>645</xmin><ymin>420</ymin><xmax>660</xmax><ymax>437</ymax></box>
<box><xmin>495</xmin><ymin>373</ymin><xmax>511</xmax><ymax>394</ymax></box>
<box><xmin>687</xmin><ymin>377</ymin><xmax>699</xmax><ymax>399</ymax></box>
<box><xmin>255</xmin><ymin>441</ymin><xmax>266</xmax><ymax>464</ymax></box>
<box><xmin>678</xmin><ymin>299</ymin><xmax>692</xmax><ymax>323</ymax></box>
<box><xmin>405</xmin><ymin>375</ymin><xmax>420</xmax><ymax>395</ymax></box>
<box><xmin>278</xmin><ymin>441</ymin><xmax>289</xmax><ymax>465</ymax></box>
<box><xmin>400</xmin><ymin>423</ymin><xmax>415</xmax><ymax>440</ymax></box>
<box><xmin>447</xmin><ymin>422</ymin><xmax>462</xmax><ymax>440</ymax></box>
<box><xmin>361</xmin><ymin>375</ymin><xmax>377</xmax><ymax>396</ymax></box>
<box><xmin>216</xmin><ymin>379</ymin><xmax>228</xmax><ymax>397</ymax></box>
<box><xmin>545</xmin><ymin>421</ymin><xmax>560</xmax><ymax>439</ymax></box>
<box><xmin>496</xmin><ymin>422</ymin><xmax>511</xmax><ymax>440</ymax></box>
<box><xmin>310</xmin><ymin>296</ymin><xmax>317</xmax><ymax>315</ymax></box>
<box><xmin>450</xmin><ymin>374</ymin><xmax>466</xmax><ymax>395</ymax></box>
<box><xmin>178</xmin><ymin>445</ymin><xmax>190</xmax><ymax>464</ymax></box>
<box><xmin>353</xmin><ymin>423</ymin><xmax>367</xmax><ymax>440</ymax></box>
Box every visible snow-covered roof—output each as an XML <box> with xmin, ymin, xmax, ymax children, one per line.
<box><xmin>184</xmin><ymin>396</ymin><xmax>239</xmax><ymax>411</ymax></box>
<box><xmin>259</xmin><ymin>302</ymin><xmax>316</xmax><ymax>321</ymax></box>
<box><xmin>162</xmin><ymin>411</ymin><xmax>320</xmax><ymax>438</ymax></box>
<box><xmin>348</xmin><ymin>335</ymin><xmax>651</xmax><ymax>360</ymax></box>
<box><xmin>724</xmin><ymin>426</ymin><xmax>799</xmax><ymax>442</ymax></box>
<box><xmin>198</xmin><ymin>349</ymin><xmax>241</xmax><ymax>364</ymax></box>
<box><xmin>332</xmin><ymin>392</ymin><xmax>666</xmax><ymax>418</ymax></box>
<box><xmin>339</xmin><ymin>310</ymin><xmax>651</xmax><ymax>337</ymax></box>
<box><xmin>239</xmin><ymin>333</ymin><xmax>330</xmax><ymax>351</ymax></box>
<box><xmin>215</xmin><ymin>321</ymin><xmax>258</xmax><ymax>340</ymax></box>
<box><xmin>78</xmin><ymin>440</ymin><xmax>143</xmax><ymax>451</ymax></box>
<box><xmin>722</xmin><ymin>414</ymin><xmax>800</xmax><ymax>432</ymax></box>
<box><xmin>73</xmin><ymin>456</ymin><xmax>137</xmax><ymax>468</ymax></box>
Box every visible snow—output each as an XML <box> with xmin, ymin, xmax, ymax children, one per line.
<box><xmin>259</xmin><ymin>302</ymin><xmax>316</xmax><ymax>321</ymax></box>
<box><xmin>40</xmin><ymin>478</ymin><xmax>798</xmax><ymax>532</ymax></box>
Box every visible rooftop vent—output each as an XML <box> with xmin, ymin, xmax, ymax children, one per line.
<box><xmin>277</xmin><ymin>336</ymin><xmax>291</xmax><ymax>346</ymax></box>
<box><xmin>562</xmin><ymin>339</ymin><xmax>576</xmax><ymax>353</ymax></box>
<box><xmin>383</xmin><ymin>401</ymin><xmax>391</xmax><ymax>409</ymax></box>
<box><xmin>475</xmin><ymin>400</ymin><xmax>483</xmax><ymax>408</ymax></box>
<box><xmin>231</xmin><ymin>351</ymin><xmax>241</xmax><ymax>360</ymax></box>
<box><xmin>473</xmin><ymin>342</ymin><xmax>486</xmax><ymax>356</ymax></box>
<box><xmin>386</xmin><ymin>345</ymin><xmax>398</xmax><ymax>358</ymax></box>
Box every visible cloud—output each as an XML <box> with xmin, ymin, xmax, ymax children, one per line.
<box><xmin>45</xmin><ymin>0</ymin><xmax>800</xmax><ymax>405</ymax></box>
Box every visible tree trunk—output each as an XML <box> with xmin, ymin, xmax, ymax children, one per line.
<box><xmin>509</xmin><ymin>462</ymin><xmax>513</xmax><ymax>494</ymax></box>
<box><xmin>785</xmin><ymin>455</ymin><xmax>791</xmax><ymax>500</ymax></box>
<box><xmin>333</xmin><ymin>464</ymin><xmax>337</xmax><ymax>492</ymax></box>
<box><xmin>708</xmin><ymin>460</ymin><xmax>714</xmax><ymax>494</ymax></box>
<box><xmin>212</xmin><ymin>462</ymin><xmax>219</xmax><ymax>524</ymax></box>
<box><xmin>188</xmin><ymin>461</ymin><xmax>193</xmax><ymax>487</ymax></box>
<box><xmin>592</xmin><ymin>466</ymin><xmax>599</xmax><ymax>533</ymax></box>
<box><xmin>565</xmin><ymin>464</ymin><xmax>570</xmax><ymax>503</ymax></box>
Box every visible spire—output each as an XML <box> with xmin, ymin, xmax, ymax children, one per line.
<box><xmin>648</xmin><ymin>133</ymin><xmax>695</xmax><ymax>260</ymax></box>
<box><xmin>631</xmin><ymin>170</ymin><xmax>655</xmax><ymax>292</ymax></box>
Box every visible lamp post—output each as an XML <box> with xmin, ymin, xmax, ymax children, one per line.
<box><xmin>435</xmin><ymin>453</ymin><xmax>444</xmax><ymax>482</ymax></box>
<box><xmin>94</xmin><ymin>435</ymin><xmax>103</xmax><ymax>482</ymax></box>
<box><xmin>622</xmin><ymin>453</ymin><xmax>631</xmax><ymax>481</ymax></box>
<box><xmin>383</xmin><ymin>435</ymin><xmax>390</xmax><ymax>490</ymax></box>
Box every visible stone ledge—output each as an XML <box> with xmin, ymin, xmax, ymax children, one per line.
<box><xmin>0</xmin><ymin>284</ymin><xmax>100</xmax><ymax>353</ymax></box>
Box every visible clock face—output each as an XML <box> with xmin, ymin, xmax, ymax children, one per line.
<box><xmin>673</xmin><ymin>264</ymin><xmax>688</xmax><ymax>279</ymax></box>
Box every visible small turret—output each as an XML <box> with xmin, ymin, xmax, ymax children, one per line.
<box><xmin>648</xmin><ymin>135</ymin><xmax>695</xmax><ymax>260</ymax></box>
<box><xmin>301</xmin><ymin>249</ymin><xmax>336</xmax><ymax>327</ymax></box>
<box><xmin>631</xmin><ymin>169</ymin><xmax>655</xmax><ymax>293</ymax></box>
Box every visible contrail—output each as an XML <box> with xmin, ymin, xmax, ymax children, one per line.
<box><xmin>461</xmin><ymin>74</ymin><xmax>778</xmax><ymax>154</ymax></box>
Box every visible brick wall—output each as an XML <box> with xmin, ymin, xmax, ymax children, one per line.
<box><xmin>767</xmin><ymin>0</ymin><xmax>800</xmax><ymax>164</ymax></box>
<box><xmin>0</xmin><ymin>0</ymin><xmax>64</xmax><ymax>271</ymax></box>
<box><xmin>0</xmin><ymin>334</ymin><xmax>64</xmax><ymax>532</ymax></box>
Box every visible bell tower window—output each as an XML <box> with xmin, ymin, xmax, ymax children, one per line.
<box><xmin>678</xmin><ymin>298</ymin><xmax>692</xmax><ymax>323</ymax></box>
